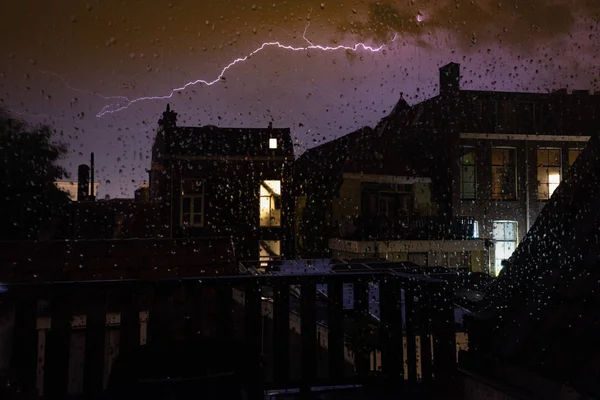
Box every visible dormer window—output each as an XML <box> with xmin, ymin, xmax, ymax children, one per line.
<box><xmin>269</xmin><ymin>138</ymin><xmax>278</xmax><ymax>149</ymax></box>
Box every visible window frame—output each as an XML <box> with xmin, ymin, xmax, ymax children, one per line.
<box><xmin>536</xmin><ymin>147</ymin><xmax>562</xmax><ymax>201</ymax></box>
<box><xmin>259</xmin><ymin>240</ymin><xmax>281</xmax><ymax>267</ymax></box>
<box><xmin>491</xmin><ymin>146</ymin><xmax>517</xmax><ymax>201</ymax></box>
<box><xmin>180</xmin><ymin>178</ymin><xmax>205</xmax><ymax>228</ymax></box>
<box><xmin>492</xmin><ymin>220</ymin><xmax>518</xmax><ymax>276</ymax></box>
<box><xmin>259</xmin><ymin>180</ymin><xmax>282</xmax><ymax>228</ymax></box>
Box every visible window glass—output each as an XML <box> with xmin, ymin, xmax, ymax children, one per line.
<box><xmin>459</xmin><ymin>147</ymin><xmax>476</xmax><ymax>200</ymax></box>
<box><xmin>493</xmin><ymin>221</ymin><xmax>518</xmax><ymax>276</ymax></box>
<box><xmin>491</xmin><ymin>148</ymin><xmax>517</xmax><ymax>200</ymax></box>
<box><xmin>259</xmin><ymin>180</ymin><xmax>281</xmax><ymax>227</ymax></box>
<box><xmin>259</xmin><ymin>240</ymin><xmax>281</xmax><ymax>267</ymax></box>
<box><xmin>537</xmin><ymin>148</ymin><xmax>561</xmax><ymax>200</ymax></box>
<box><xmin>181</xmin><ymin>178</ymin><xmax>204</xmax><ymax>227</ymax></box>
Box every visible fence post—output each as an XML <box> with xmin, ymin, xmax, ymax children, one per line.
<box><xmin>379</xmin><ymin>276</ymin><xmax>403</xmax><ymax>383</ymax></box>
<box><xmin>83</xmin><ymin>288</ymin><xmax>107</xmax><ymax>397</ymax></box>
<box><xmin>273</xmin><ymin>279</ymin><xmax>290</xmax><ymax>384</ymax></box>
<box><xmin>44</xmin><ymin>287</ymin><xmax>73</xmax><ymax>398</ymax></box>
<box><xmin>432</xmin><ymin>281</ymin><xmax>456</xmax><ymax>384</ymax></box>
<box><xmin>300</xmin><ymin>280</ymin><xmax>317</xmax><ymax>393</ymax></box>
<box><xmin>328</xmin><ymin>280</ymin><xmax>344</xmax><ymax>382</ymax></box>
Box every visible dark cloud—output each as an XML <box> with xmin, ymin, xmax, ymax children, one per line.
<box><xmin>341</xmin><ymin>0</ymin><xmax>599</xmax><ymax>49</ymax></box>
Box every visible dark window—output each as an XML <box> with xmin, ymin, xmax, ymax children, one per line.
<box><xmin>491</xmin><ymin>148</ymin><xmax>517</xmax><ymax>200</ymax></box>
<box><xmin>459</xmin><ymin>147</ymin><xmax>476</xmax><ymax>200</ymax></box>
<box><xmin>181</xmin><ymin>179</ymin><xmax>204</xmax><ymax>227</ymax></box>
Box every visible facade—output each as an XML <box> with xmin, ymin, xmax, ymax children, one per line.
<box><xmin>149</xmin><ymin>105</ymin><xmax>294</xmax><ymax>261</ymax></box>
<box><xmin>294</xmin><ymin>125</ymin><xmax>490</xmax><ymax>272</ymax></box>
<box><xmin>375</xmin><ymin>62</ymin><xmax>600</xmax><ymax>275</ymax></box>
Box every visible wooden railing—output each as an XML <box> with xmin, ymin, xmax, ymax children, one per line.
<box><xmin>3</xmin><ymin>272</ymin><xmax>457</xmax><ymax>398</ymax></box>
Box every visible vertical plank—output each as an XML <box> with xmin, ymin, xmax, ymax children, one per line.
<box><xmin>245</xmin><ymin>280</ymin><xmax>263</xmax><ymax>400</ymax></box>
<box><xmin>10</xmin><ymin>294</ymin><xmax>38</xmax><ymax>394</ymax></box>
<box><xmin>404</xmin><ymin>284</ymin><xmax>418</xmax><ymax>384</ymax></box>
<box><xmin>432</xmin><ymin>281</ymin><xmax>456</xmax><ymax>383</ymax></box>
<box><xmin>44</xmin><ymin>287</ymin><xmax>73</xmax><ymax>399</ymax></box>
<box><xmin>419</xmin><ymin>287</ymin><xmax>433</xmax><ymax>384</ymax></box>
<box><xmin>83</xmin><ymin>288</ymin><xmax>107</xmax><ymax>397</ymax></box>
<box><xmin>216</xmin><ymin>285</ymin><xmax>233</xmax><ymax>340</ymax></box>
<box><xmin>300</xmin><ymin>281</ymin><xmax>317</xmax><ymax>390</ymax></box>
<box><xmin>273</xmin><ymin>279</ymin><xmax>290</xmax><ymax>384</ymax></box>
<box><xmin>327</xmin><ymin>280</ymin><xmax>344</xmax><ymax>382</ymax></box>
<box><xmin>184</xmin><ymin>282</ymin><xmax>204</xmax><ymax>341</ymax></box>
<box><xmin>147</xmin><ymin>283</ymin><xmax>173</xmax><ymax>344</ymax></box>
<box><xmin>353</xmin><ymin>279</ymin><xmax>371</xmax><ymax>376</ymax></box>
<box><xmin>379</xmin><ymin>276</ymin><xmax>403</xmax><ymax>382</ymax></box>
<box><xmin>119</xmin><ymin>284</ymin><xmax>140</xmax><ymax>352</ymax></box>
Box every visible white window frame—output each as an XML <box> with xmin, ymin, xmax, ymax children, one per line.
<box><xmin>180</xmin><ymin>178</ymin><xmax>205</xmax><ymax>227</ymax></box>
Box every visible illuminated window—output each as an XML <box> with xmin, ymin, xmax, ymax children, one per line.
<box><xmin>259</xmin><ymin>240</ymin><xmax>281</xmax><ymax>267</ymax></box>
<box><xmin>491</xmin><ymin>148</ymin><xmax>517</xmax><ymax>200</ymax></box>
<box><xmin>493</xmin><ymin>221</ymin><xmax>518</xmax><ymax>276</ymax></box>
<box><xmin>181</xmin><ymin>178</ymin><xmax>204</xmax><ymax>227</ymax></box>
<box><xmin>459</xmin><ymin>147</ymin><xmax>476</xmax><ymax>200</ymax></box>
<box><xmin>259</xmin><ymin>180</ymin><xmax>281</xmax><ymax>227</ymax></box>
<box><xmin>568</xmin><ymin>148</ymin><xmax>582</xmax><ymax>167</ymax></box>
<box><xmin>269</xmin><ymin>138</ymin><xmax>278</xmax><ymax>149</ymax></box>
<box><xmin>537</xmin><ymin>148</ymin><xmax>561</xmax><ymax>200</ymax></box>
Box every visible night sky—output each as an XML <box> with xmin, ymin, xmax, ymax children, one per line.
<box><xmin>1</xmin><ymin>0</ymin><xmax>599</xmax><ymax>198</ymax></box>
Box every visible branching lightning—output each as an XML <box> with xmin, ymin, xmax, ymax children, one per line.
<box><xmin>91</xmin><ymin>23</ymin><xmax>397</xmax><ymax>117</ymax></box>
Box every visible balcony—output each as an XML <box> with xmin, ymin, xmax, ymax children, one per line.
<box><xmin>338</xmin><ymin>217</ymin><xmax>477</xmax><ymax>241</ymax></box>
<box><xmin>1</xmin><ymin>270</ymin><xmax>461</xmax><ymax>399</ymax></box>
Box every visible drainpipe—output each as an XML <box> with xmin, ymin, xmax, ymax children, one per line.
<box><xmin>525</xmin><ymin>141</ymin><xmax>531</xmax><ymax>232</ymax></box>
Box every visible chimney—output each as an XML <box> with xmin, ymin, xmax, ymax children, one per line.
<box><xmin>90</xmin><ymin>152</ymin><xmax>96</xmax><ymax>200</ymax></box>
<box><xmin>440</xmin><ymin>62</ymin><xmax>460</xmax><ymax>95</ymax></box>
<box><xmin>159</xmin><ymin>103</ymin><xmax>178</xmax><ymax>129</ymax></box>
<box><xmin>77</xmin><ymin>164</ymin><xmax>90</xmax><ymax>201</ymax></box>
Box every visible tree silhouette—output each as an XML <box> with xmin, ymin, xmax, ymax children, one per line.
<box><xmin>0</xmin><ymin>111</ymin><xmax>70</xmax><ymax>240</ymax></box>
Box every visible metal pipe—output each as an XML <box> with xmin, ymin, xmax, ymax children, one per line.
<box><xmin>90</xmin><ymin>152</ymin><xmax>95</xmax><ymax>200</ymax></box>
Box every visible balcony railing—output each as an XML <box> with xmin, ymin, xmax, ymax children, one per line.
<box><xmin>2</xmin><ymin>272</ymin><xmax>458</xmax><ymax>398</ymax></box>
<box><xmin>338</xmin><ymin>216</ymin><xmax>477</xmax><ymax>241</ymax></box>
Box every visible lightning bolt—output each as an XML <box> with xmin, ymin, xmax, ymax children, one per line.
<box><xmin>41</xmin><ymin>71</ymin><xmax>131</xmax><ymax>103</ymax></box>
<box><xmin>92</xmin><ymin>23</ymin><xmax>397</xmax><ymax>117</ymax></box>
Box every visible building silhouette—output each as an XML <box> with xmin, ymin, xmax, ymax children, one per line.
<box><xmin>149</xmin><ymin>105</ymin><xmax>294</xmax><ymax>261</ymax></box>
<box><xmin>336</xmin><ymin>62</ymin><xmax>600</xmax><ymax>275</ymax></box>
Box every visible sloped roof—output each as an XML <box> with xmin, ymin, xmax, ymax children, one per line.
<box><xmin>476</xmin><ymin>133</ymin><xmax>600</xmax><ymax>396</ymax></box>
